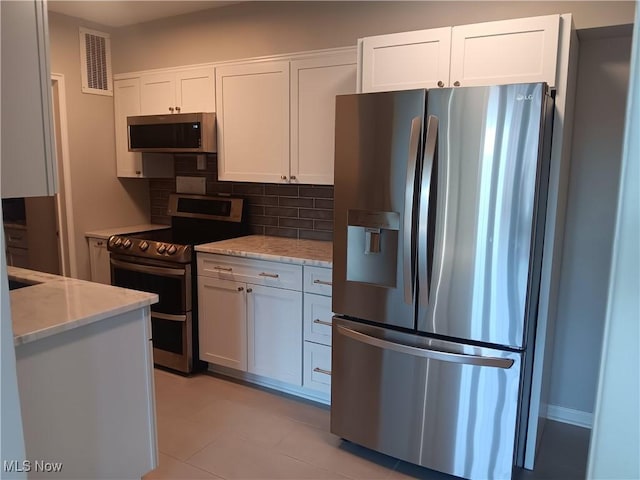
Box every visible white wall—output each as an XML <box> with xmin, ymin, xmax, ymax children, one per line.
<box><xmin>548</xmin><ymin>33</ymin><xmax>632</xmax><ymax>425</ymax></box>
<box><xmin>48</xmin><ymin>12</ymin><xmax>151</xmax><ymax>281</ymax></box>
<box><xmin>587</xmin><ymin>6</ymin><xmax>640</xmax><ymax>477</ymax></box>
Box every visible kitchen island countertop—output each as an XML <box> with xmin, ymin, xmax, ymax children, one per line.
<box><xmin>196</xmin><ymin>235</ymin><xmax>332</xmax><ymax>267</ymax></box>
<box><xmin>8</xmin><ymin>267</ymin><xmax>158</xmax><ymax>346</ymax></box>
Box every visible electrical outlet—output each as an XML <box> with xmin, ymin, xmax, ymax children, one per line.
<box><xmin>176</xmin><ymin>176</ymin><xmax>206</xmax><ymax>195</ymax></box>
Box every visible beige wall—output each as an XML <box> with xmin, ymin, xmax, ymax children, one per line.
<box><xmin>48</xmin><ymin>13</ymin><xmax>151</xmax><ymax>280</ymax></box>
<box><xmin>112</xmin><ymin>1</ymin><xmax>635</xmax><ymax>73</ymax></box>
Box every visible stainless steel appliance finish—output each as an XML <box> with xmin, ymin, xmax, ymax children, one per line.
<box><xmin>332</xmin><ymin>317</ymin><xmax>521</xmax><ymax>480</ymax></box>
<box><xmin>127</xmin><ymin>112</ymin><xmax>216</xmax><ymax>153</ymax></box>
<box><xmin>108</xmin><ymin>194</ymin><xmax>246</xmax><ymax>374</ymax></box>
<box><xmin>331</xmin><ymin>83</ymin><xmax>553</xmax><ymax>480</ymax></box>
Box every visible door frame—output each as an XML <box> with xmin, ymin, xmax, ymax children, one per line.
<box><xmin>51</xmin><ymin>73</ymin><xmax>77</xmax><ymax>278</ymax></box>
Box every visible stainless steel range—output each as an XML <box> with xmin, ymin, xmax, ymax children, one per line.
<box><xmin>108</xmin><ymin>194</ymin><xmax>246</xmax><ymax>373</ymax></box>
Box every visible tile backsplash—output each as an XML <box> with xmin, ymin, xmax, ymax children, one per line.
<box><xmin>149</xmin><ymin>155</ymin><xmax>334</xmax><ymax>242</ymax></box>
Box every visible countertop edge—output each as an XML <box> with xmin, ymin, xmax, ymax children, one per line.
<box><xmin>195</xmin><ymin>245</ymin><xmax>333</xmax><ymax>268</ymax></box>
<box><xmin>13</xmin><ymin>293</ymin><xmax>158</xmax><ymax>346</ymax></box>
<box><xmin>85</xmin><ymin>223</ymin><xmax>170</xmax><ymax>240</ymax></box>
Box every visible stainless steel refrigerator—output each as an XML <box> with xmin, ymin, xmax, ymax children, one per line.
<box><xmin>331</xmin><ymin>83</ymin><xmax>554</xmax><ymax>480</ymax></box>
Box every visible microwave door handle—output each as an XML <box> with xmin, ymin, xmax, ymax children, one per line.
<box><xmin>403</xmin><ymin>116</ymin><xmax>422</xmax><ymax>305</ymax></box>
<box><xmin>418</xmin><ymin>115</ymin><xmax>438</xmax><ymax>307</ymax></box>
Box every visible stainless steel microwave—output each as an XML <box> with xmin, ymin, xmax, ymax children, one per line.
<box><xmin>127</xmin><ymin>112</ymin><xmax>216</xmax><ymax>153</ymax></box>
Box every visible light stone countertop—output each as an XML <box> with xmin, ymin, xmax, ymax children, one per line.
<box><xmin>196</xmin><ymin>235</ymin><xmax>332</xmax><ymax>267</ymax></box>
<box><xmin>8</xmin><ymin>267</ymin><xmax>158</xmax><ymax>346</ymax></box>
<box><xmin>84</xmin><ymin>223</ymin><xmax>170</xmax><ymax>240</ymax></box>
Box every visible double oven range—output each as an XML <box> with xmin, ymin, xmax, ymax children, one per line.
<box><xmin>108</xmin><ymin>194</ymin><xmax>247</xmax><ymax>374</ymax></box>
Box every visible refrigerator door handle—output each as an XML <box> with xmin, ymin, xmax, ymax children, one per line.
<box><xmin>403</xmin><ymin>116</ymin><xmax>422</xmax><ymax>304</ymax></box>
<box><xmin>336</xmin><ymin>325</ymin><xmax>514</xmax><ymax>369</ymax></box>
<box><xmin>418</xmin><ymin>115</ymin><xmax>439</xmax><ymax>307</ymax></box>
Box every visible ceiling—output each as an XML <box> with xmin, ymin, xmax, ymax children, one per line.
<box><xmin>48</xmin><ymin>1</ymin><xmax>239</xmax><ymax>28</ymax></box>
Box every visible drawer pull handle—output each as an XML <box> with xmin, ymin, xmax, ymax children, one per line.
<box><xmin>215</xmin><ymin>266</ymin><xmax>233</xmax><ymax>272</ymax></box>
<box><xmin>313</xmin><ymin>319</ymin><xmax>332</xmax><ymax>327</ymax></box>
<box><xmin>313</xmin><ymin>367</ymin><xmax>332</xmax><ymax>376</ymax></box>
<box><xmin>259</xmin><ymin>272</ymin><xmax>279</xmax><ymax>279</ymax></box>
<box><xmin>313</xmin><ymin>279</ymin><xmax>332</xmax><ymax>286</ymax></box>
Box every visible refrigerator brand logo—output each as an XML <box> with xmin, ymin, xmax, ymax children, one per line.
<box><xmin>516</xmin><ymin>94</ymin><xmax>534</xmax><ymax>101</ymax></box>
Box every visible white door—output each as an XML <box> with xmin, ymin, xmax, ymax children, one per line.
<box><xmin>113</xmin><ymin>78</ymin><xmax>143</xmax><ymax>177</ymax></box>
<box><xmin>216</xmin><ymin>60</ymin><xmax>290</xmax><ymax>183</ymax></box>
<box><xmin>140</xmin><ymin>72</ymin><xmax>176</xmax><ymax>115</ymax></box>
<box><xmin>450</xmin><ymin>15</ymin><xmax>560</xmax><ymax>88</ymax></box>
<box><xmin>361</xmin><ymin>27</ymin><xmax>451</xmax><ymax>92</ymax></box>
<box><xmin>290</xmin><ymin>51</ymin><xmax>357</xmax><ymax>185</ymax></box>
<box><xmin>197</xmin><ymin>277</ymin><xmax>247</xmax><ymax>371</ymax></box>
<box><xmin>247</xmin><ymin>284</ymin><xmax>302</xmax><ymax>385</ymax></box>
<box><xmin>175</xmin><ymin>67</ymin><xmax>215</xmax><ymax>113</ymax></box>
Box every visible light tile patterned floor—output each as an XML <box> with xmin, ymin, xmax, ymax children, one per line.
<box><xmin>144</xmin><ymin>369</ymin><xmax>589</xmax><ymax>480</ymax></box>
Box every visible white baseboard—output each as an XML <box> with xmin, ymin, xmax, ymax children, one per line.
<box><xmin>546</xmin><ymin>404</ymin><xmax>593</xmax><ymax>429</ymax></box>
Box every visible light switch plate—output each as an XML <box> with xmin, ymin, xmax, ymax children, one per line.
<box><xmin>176</xmin><ymin>176</ymin><xmax>206</xmax><ymax>195</ymax></box>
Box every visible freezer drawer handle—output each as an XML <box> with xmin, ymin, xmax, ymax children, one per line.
<box><xmin>313</xmin><ymin>319</ymin><xmax>332</xmax><ymax>327</ymax></box>
<box><xmin>313</xmin><ymin>367</ymin><xmax>332</xmax><ymax>376</ymax></box>
<box><xmin>336</xmin><ymin>326</ymin><xmax>514</xmax><ymax>369</ymax></box>
<box><xmin>313</xmin><ymin>279</ymin><xmax>332</xmax><ymax>286</ymax></box>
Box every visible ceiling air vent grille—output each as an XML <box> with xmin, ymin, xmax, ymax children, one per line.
<box><xmin>79</xmin><ymin>27</ymin><xmax>113</xmax><ymax>96</ymax></box>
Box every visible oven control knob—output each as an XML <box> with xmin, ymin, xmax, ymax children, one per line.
<box><xmin>113</xmin><ymin>237</ymin><xmax>123</xmax><ymax>247</ymax></box>
<box><xmin>139</xmin><ymin>241</ymin><xmax>149</xmax><ymax>251</ymax></box>
<box><xmin>123</xmin><ymin>239</ymin><xmax>132</xmax><ymax>249</ymax></box>
<box><xmin>157</xmin><ymin>244</ymin><xmax>167</xmax><ymax>254</ymax></box>
<box><xmin>167</xmin><ymin>245</ymin><xmax>177</xmax><ymax>255</ymax></box>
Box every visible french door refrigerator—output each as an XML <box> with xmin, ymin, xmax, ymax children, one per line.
<box><xmin>331</xmin><ymin>83</ymin><xmax>554</xmax><ymax>480</ymax></box>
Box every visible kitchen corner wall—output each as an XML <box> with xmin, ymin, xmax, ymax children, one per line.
<box><xmin>149</xmin><ymin>156</ymin><xmax>333</xmax><ymax>241</ymax></box>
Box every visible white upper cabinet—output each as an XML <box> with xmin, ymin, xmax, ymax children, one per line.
<box><xmin>216</xmin><ymin>60</ymin><xmax>290</xmax><ymax>183</ymax></box>
<box><xmin>140</xmin><ymin>67</ymin><xmax>215</xmax><ymax>115</ymax></box>
<box><xmin>450</xmin><ymin>15</ymin><xmax>560</xmax><ymax>88</ymax></box>
<box><xmin>359</xmin><ymin>15</ymin><xmax>561</xmax><ymax>92</ymax></box>
<box><xmin>1</xmin><ymin>0</ymin><xmax>57</xmax><ymax>198</ymax></box>
<box><xmin>290</xmin><ymin>51</ymin><xmax>357</xmax><ymax>185</ymax></box>
<box><xmin>361</xmin><ymin>27</ymin><xmax>451</xmax><ymax>92</ymax></box>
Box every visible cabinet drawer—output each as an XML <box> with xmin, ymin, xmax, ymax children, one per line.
<box><xmin>304</xmin><ymin>293</ymin><xmax>333</xmax><ymax>346</ymax></box>
<box><xmin>5</xmin><ymin>227</ymin><xmax>28</xmax><ymax>248</ymax></box>
<box><xmin>303</xmin><ymin>266</ymin><xmax>332</xmax><ymax>296</ymax></box>
<box><xmin>303</xmin><ymin>341</ymin><xmax>331</xmax><ymax>395</ymax></box>
<box><xmin>197</xmin><ymin>253</ymin><xmax>302</xmax><ymax>291</ymax></box>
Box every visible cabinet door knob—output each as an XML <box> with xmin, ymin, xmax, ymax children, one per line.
<box><xmin>169</xmin><ymin>107</ymin><xmax>175</xmax><ymax>113</ymax></box>
<box><xmin>135</xmin><ymin>170</ymin><xmax>141</xmax><ymax>175</ymax></box>
<box><xmin>453</xmin><ymin>81</ymin><xmax>461</xmax><ymax>87</ymax></box>
<box><xmin>96</xmin><ymin>241</ymin><xmax>104</xmax><ymax>246</ymax></box>
<box><xmin>281</xmin><ymin>175</ymin><xmax>288</xmax><ymax>181</ymax></box>
<box><xmin>175</xmin><ymin>106</ymin><xmax>181</xmax><ymax>112</ymax></box>
<box><xmin>237</xmin><ymin>286</ymin><xmax>244</xmax><ymax>292</ymax></box>
<box><xmin>290</xmin><ymin>175</ymin><xmax>297</xmax><ymax>181</ymax></box>
<box><xmin>247</xmin><ymin>288</ymin><xmax>253</xmax><ymax>293</ymax></box>
<box><xmin>437</xmin><ymin>81</ymin><xmax>444</xmax><ymax>87</ymax></box>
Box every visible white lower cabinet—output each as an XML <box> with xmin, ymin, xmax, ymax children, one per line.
<box><xmin>247</xmin><ymin>284</ymin><xmax>302</xmax><ymax>385</ymax></box>
<box><xmin>198</xmin><ymin>277</ymin><xmax>248</xmax><ymax>371</ymax></box>
<box><xmin>87</xmin><ymin>237</ymin><xmax>111</xmax><ymax>284</ymax></box>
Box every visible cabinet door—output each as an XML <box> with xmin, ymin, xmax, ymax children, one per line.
<box><xmin>114</xmin><ymin>78</ymin><xmax>143</xmax><ymax>178</ymax></box>
<box><xmin>6</xmin><ymin>247</ymin><xmax>30</xmax><ymax>269</ymax></box>
<box><xmin>450</xmin><ymin>15</ymin><xmax>560</xmax><ymax>88</ymax></box>
<box><xmin>361</xmin><ymin>27</ymin><xmax>451</xmax><ymax>92</ymax></box>
<box><xmin>175</xmin><ymin>67</ymin><xmax>215</xmax><ymax>113</ymax></box>
<box><xmin>88</xmin><ymin>237</ymin><xmax>111</xmax><ymax>285</ymax></box>
<box><xmin>290</xmin><ymin>52</ymin><xmax>356</xmax><ymax>185</ymax></box>
<box><xmin>247</xmin><ymin>284</ymin><xmax>302</xmax><ymax>385</ymax></box>
<box><xmin>1</xmin><ymin>0</ymin><xmax>57</xmax><ymax>198</ymax></box>
<box><xmin>198</xmin><ymin>277</ymin><xmax>247</xmax><ymax>371</ymax></box>
<box><xmin>216</xmin><ymin>61</ymin><xmax>290</xmax><ymax>183</ymax></box>
<box><xmin>140</xmin><ymin>72</ymin><xmax>176</xmax><ymax>115</ymax></box>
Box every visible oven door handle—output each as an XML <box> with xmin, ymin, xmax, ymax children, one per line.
<box><xmin>151</xmin><ymin>312</ymin><xmax>187</xmax><ymax>322</ymax></box>
<box><xmin>110</xmin><ymin>258</ymin><xmax>186</xmax><ymax>277</ymax></box>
